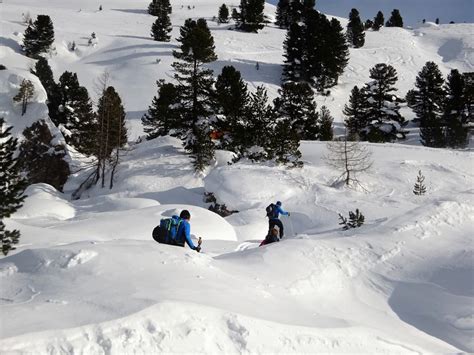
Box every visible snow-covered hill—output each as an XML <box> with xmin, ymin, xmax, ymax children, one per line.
<box><xmin>1</xmin><ymin>0</ymin><xmax>473</xmax><ymax>353</ymax></box>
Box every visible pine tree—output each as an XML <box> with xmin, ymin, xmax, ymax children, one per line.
<box><xmin>283</xmin><ymin>8</ymin><xmax>348</xmax><ymax>91</ymax></box>
<box><xmin>241</xmin><ymin>86</ymin><xmax>274</xmax><ymax>160</ymax></box>
<box><xmin>142</xmin><ymin>80</ymin><xmax>179</xmax><ymax>140</ymax></box>
<box><xmin>364</xmin><ymin>19</ymin><xmax>373</xmax><ymax>30</ymax></box>
<box><xmin>343</xmin><ymin>86</ymin><xmax>368</xmax><ymax>140</ymax></box>
<box><xmin>148</xmin><ymin>0</ymin><xmax>172</xmax><ymax>16</ymax></box>
<box><xmin>373</xmin><ymin>11</ymin><xmax>384</xmax><ymax>31</ymax></box>
<box><xmin>96</xmin><ymin>86</ymin><xmax>128</xmax><ymax>188</ymax></box>
<box><xmin>407</xmin><ymin>61</ymin><xmax>445</xmax><ymax>147</ymax></box>
<box><xmin>413</xmin><ymin>170</ymin><xmax>427</xmax><ymax>195</ymax></box>
<box><xmin>22</xmin><ymin>15</ymin><xmax>55</xmax><ymax>58</ymax></box>
<box><xmin>172</xmin><ymin>18</ymin><xmax>217</xmax><ymax>171</ymax></box>
<box><xmin>267</xmin><ymin>118</ymin><xmax>303</xmax><ymax>167</ymax></box>
<box><xmin>151</xmin><ymin>11</ymin><xmax>172</xmax><ymax>41</ymax></box>
<box><xmin>275</xmin><ymin>0</ymin><xmax>291</xmax><ymax>29</ymax></box>
<box><xmin>463</xmin><ymin>72</ymin><xmax>474</xmax><ymax>130</ymax></box>
<box><xmin>218</xmin><ymin>4</ymin><xmax>230</xmax><ymax>23</ymax></box>
<box><xmin>273</xmin><ymin>81</ymin><xmax>318</xmax><ymax>140</ymax></box>
<box><xmin>444</xmin><ymin>69</ymin><xmax>469</xmax><ymax>148</ymax></box>
<box><xmin>347</xmin><ymin>8</ymin><xmax>365</xmax><ymax>48</ymax></box>
<box><xmin>215</xmin><ymin>66</ymin><xmax>249</xmax><ymax>150</ymax></box>
<box><xmin>237</xmin><ymin>0</ymin><xmax>265</xmax><ymax>32</ymax></box>
<box><xmin>386</xmin><ymin>9</ymin><xmax>403</xmax><ymax>27</ymax></box>
<box><xmin>56</xmin><ymin>71</ymin><xmax>97</xmax><ymax>154</ymax></box>
<box><xmin>319</xmin><ymin>106</ymin><xmax>334</xmax><ymax>141</ymax></box>
<box><xmin>0</xmin><ymin>118</ymin><xmax>27</xmax><ymax>256</ymax></box>
<box><xmin>18</xmin><ymin>120</ymin><xmax>70</xmax><ymax>191</ymax></box>
<box><xmin>31</xmin><ymin>57</ymin><xmax>62</xmax><ymax>125</ymax></box>
<box><xmin>362</xmin><ymin>63</ymin><xmax>406</xmax><ymax>142</ymax></box>
<box><xmin>339</xmin><ymin>209</ymin><xmax>365</xmax><ymax>229</ymax></box>
<box><xmin>13</xmin><ymin>79</ymin><xmax>35</xmax><ymax>116</ymax></box>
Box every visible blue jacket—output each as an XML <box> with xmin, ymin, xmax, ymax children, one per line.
<box><xmin>270</xmin><ymin>205</ymin><xmax>289</xmax><ymax>220</ymax></box>
<box><xmin>173</xmin><ymin>215</ymin><xmax>197</xmax><ymax>249</ymax></box>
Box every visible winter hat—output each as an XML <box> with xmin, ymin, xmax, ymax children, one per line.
<box><xmin>180</xmin><ymin>210</ymin><xmax>191</xmax><ymax>220</ymax></box>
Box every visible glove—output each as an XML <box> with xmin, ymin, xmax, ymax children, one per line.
<box><xmin>195</xmin><ymin>246</ymin><xmax>201</xmax><ymax>253</ymax></box>
<box><xmin>288</xmin><ymin>212</ymin><xmax>291</xmax><ymax>217</ymax></box>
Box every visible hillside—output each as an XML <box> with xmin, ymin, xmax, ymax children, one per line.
<box><xmin>0</xmin><ymin>0</ymin><xmax>473</xmax><ymax>354</ymax></box>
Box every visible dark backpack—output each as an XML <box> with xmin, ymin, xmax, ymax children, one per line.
<box><xmin>152</xmin><ymin>218</ymin><xmax>184</xmax><ymax>246</ymax></box>
<box><xmin>266</xmin><ymin>203</ymin><xmax>278</xmax><ymax>219</ymax></box>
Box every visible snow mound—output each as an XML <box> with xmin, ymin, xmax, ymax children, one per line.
<box><xmin>15</xmin><ymin>184</ymin><xmax>76</xmax><ymax>221</ymax></box>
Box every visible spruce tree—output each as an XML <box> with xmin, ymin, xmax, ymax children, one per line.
<box><xmin>13</xmin><ymin>79</ymin><xmax>35</xmax><ymax>116</ymax></box>
<box><xmin>31</xmin><ymin>57</ymin><xmax>62</xmax><ymax>125</ymax></box>
<box><xmin>364</xmin><ymin>19</ymin><xmax>373</xmax><ymax>30</ymax></box>
<box><xmin>18</xmin><ymin>120</ymin><xmax>70</xmax><ymax>191</ymax></box>
<box><xmin>413</xmin><ymin>170</ymin><xmax>427</xmax><ymax>195</ymax></box>
<box><xmin>172</xmin><ymin>18</ymin><xmax>217</xmax><ymax>171</ymax></box>
<box><xmin>407</xmin><ymin>61</ymin><xmax>445</xmax><ymax>147</ymax></box>
<box><xmin>22</xmin><ymin>15</ymin><xmax>55</xmax><ymax>58</ymax></box>
<box><xmin>343</xmin><ymin>86</ymin><xmax>368</xmax><ymax>140</ymax></box>
<box><xmin>237</xmin><ymin>0</ymin><xmax>265</xmax><ymax>32</ymax></box>
<box><xmin>218</xmin><ymin>4</ymin><xmax>230</xmax><ymax>23</ymax></box>
<box><xmin>275</xmin><ymin>0</ymin><xmax>291</xmax><ymax>28</ymax></box>
<box><xmin>373</xmin><ymin>11</ymin><xmax>384</xmax><ymax>31</ymax></box>
<box><xmin>386</xmin><ymin>9</ymin><xmax>403</xmax><ymax>27</ymax></box>
<box><xmin>282</xmin><ymin>21</ymin><xmax>305</xmax><ymax>83</ymax></box>
<box><xmin>151</xmin><ymin>11</ymin><xmax>172</xmax><ymax>41</ymax></box>
<box><xmin>463</xmin><ymin>72</ymin><xmax>474</xmax><ymax>128</ymax></box>
<box><xmin>444</xmin><ymin>69</ymin><xmax>469</xmax><ymax>148</ymax></box>
<box><xmin>273</xmin><ymin>81</ymin><xmax>318</xmax><ymax>140</ymax></box>
<box><xmin>142</xmin><ymin>80</ymin><xmax>179</xmax><ymax>140</ymax></box>
<box><xmin>362</xmin><ymin>63</ymin><xmax>406</xmax><ymax>142</ymax></box>
<box><xmin>347</xmin><ymin>8</ymin><xmax>365</xmax><ymax>48</ymax></box>
<box><xmin>0</xmin><ymin>118</ymin><xmax>27</xmax><ymax>256</ymax></box>
<box><xmin>215</xmin><ymin>66</ymin><xmax>249</xmax><ymax>150</ymax></box>
<box><xmin>319</xmin><ymin>106</ymin><xmax>334</xmax><ymax>141</ymax></box>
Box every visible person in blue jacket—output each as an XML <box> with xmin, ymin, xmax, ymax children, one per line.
<box><xmin>267</xmin><ymin>201</ymin><xmax>290</xmax><ymax>238</ymax></box>
<box><xmin>173</xmin><ymin>210</ymin><xmax>201</xmax><ymax>252</ymax></box>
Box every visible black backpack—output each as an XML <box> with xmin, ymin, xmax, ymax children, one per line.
<box><xmin>266</xmin><ymin>203</ymin><xmax>278</xmax><ymax>219</ymax></box>
<box><xmin>152</xmin><ymin>218</ymin><xmax>184</xmax><ymax>247</ymax></box>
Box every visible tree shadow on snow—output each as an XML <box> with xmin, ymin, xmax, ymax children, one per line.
<box><xmin>210</xmin><ymin>59</ymin><xmax>282</xmax><ymax>86</ymax></box>
<box><xmin>0</xmin><ymin>37</ymin><xmax>22</xmax><ymax>54</ymax></box>
<box><xmin>103</xmin><ymin>42</ymin><xmax>175</xmax><ymax>54</ymax></box>
<box><xmin>111</xmin><ymin>8</ymin><xmax>148</xmax><ymax>15</ymax></box>
<box><xmin>86</xmin><ymin>51</ymin><xmax>171</xmax><ymax>66</ymax></box>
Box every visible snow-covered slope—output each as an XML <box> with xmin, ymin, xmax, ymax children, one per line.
<box><xmin>1</xmin><ymin>0</ymin><xmax>473</xmax><ymax>353</ymax></box>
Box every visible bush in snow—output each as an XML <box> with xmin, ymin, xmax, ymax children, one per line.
<box><xmin>0</xmin><ymin>64</ymin><xmax>6</xmax><ymax>70</ymax></box>
<box><xmin>413</xmin><ymin>170</ymin><xmax>427</xmax><ymax>196</ymax></box>
<box><xmin>22</xmin><ymin>15</ymin><xmax>55</xmax><ymax>58</ymax></box>
<box><xmin>338</xmin><ymin>209</ymin><xmax>365</xmax><ymax>230</ymax></box>
<box><xmin>13</xmin><ymin>79</ymin><xmax>34</xmax><ymax>116</ymax></box>
<box><xmin>0</xmin><ymin>118</ymin><xmax>27</xmax><ymax>256</ymax></box>
<box><xmin>18</xmin><ymin>120</ymin><xmax>70</xmax><ymax>191</ymax></box>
